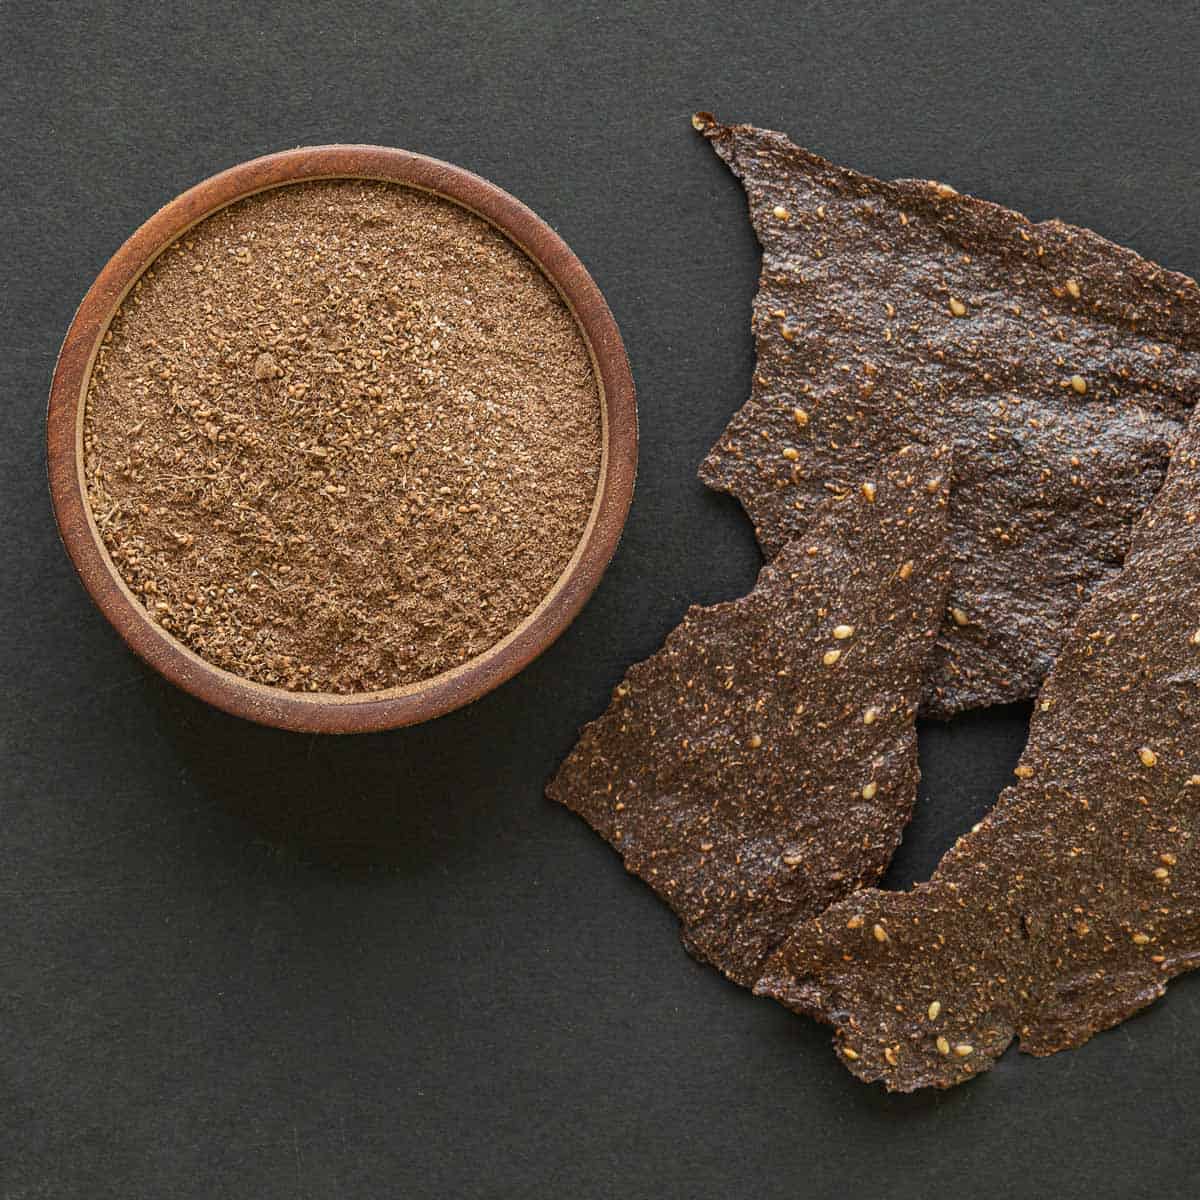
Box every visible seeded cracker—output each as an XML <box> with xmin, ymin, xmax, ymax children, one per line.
<box><xmin>756</xmin><ymin>404</ymin><xmax>1200</xmax><ymax>1091</ymax></box>
<box><xmin>547</xmin><ymin>447</ymin><xmax>951</xmax><ymax>986</ymax></box>
<box><xmin>692</xmin><ymin>112</ymin><xmax>1200</xmax><ymax>717</ymax></box>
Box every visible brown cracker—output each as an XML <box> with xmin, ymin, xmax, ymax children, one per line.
<box><xmin>695</xmin><ymin>113</ymin><xmax>1200</xmax><ymax>717</ymax></box>
<box><xmin>756</xmin><ymin>404</ymin><xmax>1200</xmax><ymax>1090</ymax></box>
<box><xmin>547</xmin><ymin>446</ymin><xmax>951</xmax><ymax>986</ymax></box>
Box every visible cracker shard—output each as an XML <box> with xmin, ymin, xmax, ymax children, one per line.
<box><xmin>695</xmin><ymin>114</ymin><xmax>1200</xmax><ymax>717</ymax></box>
<box><xmin>756</xmin><ymin>405</ymin><xmax>1200</xmax><ymax>1091</ymax></box>
<box><xmin>547</xmin><ymin>446</ymin><xmax>952</xmax><ymax>987</ymax></box>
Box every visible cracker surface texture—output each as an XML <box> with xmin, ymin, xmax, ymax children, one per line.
<box><xmin>548</xmin><ymin>446</ymin><xmax>951</xmax><ymax>986</ymax></box>
<box><xmin>757</xmin><ymin>406</ymin><xmax>1200</xmax><ymax>1090</ymax></box>
<box><xmin>694</xmin><ymin>112</ymin><xmax>1200</xmax><ymax>716</ymax></box>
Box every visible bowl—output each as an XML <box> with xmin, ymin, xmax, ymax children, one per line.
<box><xmin>47</xmin><ymin>145</ymin><xmax>637</xmax><ymax>733</ymax></box>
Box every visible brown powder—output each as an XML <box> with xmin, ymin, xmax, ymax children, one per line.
<box><xmin>83</xmin><ymin>180</ymin><xmax>602</xmax><ymax>694</ymax></box>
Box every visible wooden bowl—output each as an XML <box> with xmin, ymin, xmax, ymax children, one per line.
<box><xmin>47</xmin><ymin>146</ymin><xmax>637</xmax><ymax>733</ymax></box>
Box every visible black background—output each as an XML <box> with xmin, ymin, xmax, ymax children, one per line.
<box><xmin>5</xmin><ymin>2</ymin><xmax>1199</xmax><ymax>1196</ymax></box>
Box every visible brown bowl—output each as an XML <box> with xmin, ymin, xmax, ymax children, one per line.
<box><xmin>47</xmin><ymin>145</ymin><xmax>637</xmax><ymax>733</ymax></box>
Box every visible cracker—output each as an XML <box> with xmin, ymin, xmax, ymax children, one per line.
<box><xmin>694</xmin><ymin>112</ymin><xmax>1200</xmax><ymax>716</ymax></box>
<box><xmin>756</xmin><ymin>407</ymin><xmax>1200</xmax><ymax>1089</ymax></box>
<box><xmin>547</xmin><ymin>447</ymin><xmax>950</xmax><ymax>985</ymax></box>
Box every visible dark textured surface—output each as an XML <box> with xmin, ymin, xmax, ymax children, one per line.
<box><xmin>759</xmin><ymin>404</ymin><xmax>1200</xmax><ymax>1090</ymax></box>
<box><xmin>697</xmin><ymin>115</ymin><xmax>1200</xmax><ymax>718</ymax></box>
<box><xmin>6</xmin><ymin>2</ymin><xmax>1200</xmax><ymax>1197</ymax></box>
<box><xmin>549</xmin><ymin>447</ymin><xmax>950</xmax><ymax>985</ymax></box>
